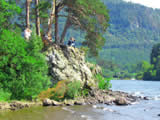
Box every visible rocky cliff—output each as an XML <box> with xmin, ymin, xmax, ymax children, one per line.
<box><xmin>45</xmin><ymin>45</ymin><xmax>101</xmax><ymax>89</ymax></box>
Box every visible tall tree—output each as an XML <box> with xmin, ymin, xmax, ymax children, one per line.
<box><xmin>22</xmin><ymin>0</ymin><xmax>109</xmax><ymax>55</ymax></box>
<box><xmin>60</xmin><ymin>15</ymin><xmax>71</xmax><ymax>44</ymax></box>
<box><xmin>26</xmin><ymin>0</ymin><xmax>32</xmax><ymax>28</ymax></box>
<box><xmin>55</xmin><ymin>0</ymin><xmax>60</xmax><ymax>44</ymax></box>
<box><xmin>60</xmin><ymin>0</ymin><xmax>110</xmax><ymax>55</ymax></box>
<box><xmin>35</xmin><ymin>0</ymin><xmax>41</xmax><ymax>36</ymax></box>
<box><xmin>46</xmin><ymin>0</ymin><xmax>56</xmax><ymax>42</ymax></box>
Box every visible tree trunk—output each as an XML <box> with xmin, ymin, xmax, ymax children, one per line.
<box><xmin>35</xmin><ymin>0</ymin><xmax>41</xmax><ymax>36</ymax></box>
<box><xmin>26</xmin><ymin>0</ymin><xmax>31</xmax><ymax>28</ymax></box>
<box><xmin>60</xmin><ymin>16</ymin><xmax>71</xmax><ymax>44</ymax></box>
<box><xmin>47</xmin><ymin>0</ymin><xmax>55</xmax><ymax>39</ymax></box>
<box><xmin>55</xmin><ymin>5</ymin><xmax>59</xmax><ymax>44</ymax></box>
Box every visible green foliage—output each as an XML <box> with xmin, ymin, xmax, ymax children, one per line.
<box><xmin>76</xmin><ymin>0</ymin><xmax>110</xmax><ymax>56</ymax></box>
<box><xmin>0</xmin><ymin>89</ymin><xmax>11</xmax><ymax>101</ymax></box>
<box><xmin>0</xmin><ymin>0</ymin><xmax>21</xmax><ymax>32</ymax></box>
<box><xmin>80</xmin><ymin>47</ymin><xmax>89</xmax><ymax>56</ymax></box>
<box><xmin>81</xmin><ymin>88</ymin><xmax>89</xmax><ymax>97</ymax></box>
<box><xmin>0</xmin><ymin>30</ymin><xmax>50</xmax><ymax>100</ymax></box>
<box><xmin>86</xmin><ymin>0</ymin><xmax>160</xmax><ymax>68</ymax></box>
<box><xmin>86</xmin><ymin>0</ymin><xmax>160</xmax><ymax>78</ymax></box>
<box><xmin>39</xmin><ymin>80</ymin><xmax>89</xmax><ymax>101</ymax></box>
<box><xmin>65</xmin><ymin>81</ymin><xmax>82</xmax><ymax>99</ymax></box>
<box><xmin>16</xmin><ymin>0</ymin><xmax>110</xmax><ymax>56</ymax></box>
<box><xmin>142</xmin><ymin>43</ymin><xmax>160</xmax><ymax>80</ymax></box>
<box><xmin>96</xmin><ymin>74</ymin><xmax>112</xmax><ymax>90</ymax></box>
<box><xmin>151</xmin><ymin>43</ymin><xmax>160</xmax><ymax>67</ymax></box>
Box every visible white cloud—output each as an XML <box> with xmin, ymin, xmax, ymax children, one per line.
<box><xmin>124</xmin><ymin>0</ymin><xmax>160</xmax><ymax>9</ymax></box>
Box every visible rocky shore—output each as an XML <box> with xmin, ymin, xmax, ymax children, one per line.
<box><xmin>0</xmin><ymin>101</ymin><xmax>42</xmax><ymax>111</ymax></box>
<box><xmin>0</xmin><ymin>89</ymin><xmax>148</xmax><ymax>111</ymax></box>
<box><xmin>43</xmin><ymin>89</ymin><xmax>144</xmax><ymax>107</ymax></box>
<box><xmin>0</xmin><ymin>90</ymin><xmax>143</xmax><ymax>111</ymax></box>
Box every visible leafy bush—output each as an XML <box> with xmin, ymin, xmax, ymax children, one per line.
<box><xmin>96</xmin><ymin>74</ymin><xmax>112</xmax><ymax>90</ymax></box>
<box><xmin>0</xmin><ymin>0</ymin><xmax>21</xmax><ymax>32</ymax></box>
<box><xmin>50</xmin><ymin>80</ymin><xmax>67</xmax><ymax>101</ymax></box>
<box><xmin>65</xmin><ymin>81</ymin><xmax>82</xmax><ymax>99</ymax></box>
<box><xmin>81</xmin><ymin>88</ymin><xmax>89</xmax><ymax>97</ymax></box>
<box><xmin>0</xmin><ymin>89</ymin><xmax>11</xmax><ymax>101</ymax></box>
<box><xmin>0</xmin><ymin>30</ymin><xmax>50</xmax><ymax>100</ymax></box>
<box><xmin>39</xmin><ymin>80</ymin><xmax>87</xmax><ymax>101</ymax></box>
<box><xmin>39</xmin><ymin>80</ymin><xmax>67</xmax><ymax>101</ymax></box>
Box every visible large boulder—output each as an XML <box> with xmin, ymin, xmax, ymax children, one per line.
<box><xmin>45</xmin><ymin>45</ymin><xmax>101</xmax><ymax>89</ymax></box>
<box><xmin>43</xmin><ymin>98</ymin><xmax>52</xmax><ymax>106</ymax></box>
<box><xmin>114</xmin><ymin>97</ymin><xmax>130</xmax><ymax>105</ymax></box>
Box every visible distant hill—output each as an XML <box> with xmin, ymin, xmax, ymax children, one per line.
<box><xmin>99</xmin><ymin>0</ymin><xmax>160</xmax><ymax>66</ymax></box>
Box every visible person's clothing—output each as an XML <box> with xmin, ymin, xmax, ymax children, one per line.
<box><xmin>24</xmin><ymin>28</ymin><xmax>32</xmax><ymax>40</ymax></box>
<box><xmin>68</xmin><ymin>40</ymin><xmax>75</xmax><ymax>47</ymax></box>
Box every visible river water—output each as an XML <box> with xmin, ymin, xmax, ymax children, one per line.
<box><xmin>0</xmin><ymin>80</ymin><xmax>160</xmax><ymax>120</ymax></box>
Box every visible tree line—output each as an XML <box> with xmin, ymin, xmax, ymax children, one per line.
<box><xmin>18</xmin><ymin>0</ymin><xmax>110</xmax><ymax>55</ymax></box>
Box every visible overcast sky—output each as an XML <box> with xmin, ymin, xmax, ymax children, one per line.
<box><xmin>124</xmin><ymin>0</ymin><xmax>160</xmax><ymax>9</ymax></box>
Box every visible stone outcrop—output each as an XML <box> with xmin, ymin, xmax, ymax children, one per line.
<box><xmin>43</xmin><ymin>99</ymin><xmax>63</xmax><ymax>106</ymax></box>
<box><xmin>0</xmin><ymin>101</ymin><xmax>42</xmax><ymax>111</ymax></box>
<box><xmin>45</xmin><ymin>45</ymin><xmax>101</xmax><ymax>89</ymax></box>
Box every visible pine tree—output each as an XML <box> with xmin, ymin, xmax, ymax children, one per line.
<box><xmin>35</xmin><ymin>0</ymin><xmax>41</xmax><ymax>36</ymax></box>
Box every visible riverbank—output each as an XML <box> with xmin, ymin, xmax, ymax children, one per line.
<box><xmin>43</xmin><ymin>89</ymin><xmax>143</xmax><ymax>106</ymax></box>
<box><xmin>0</xmin><ymin>89</ymin><xmax>144</xmax><ymax>111</ymax></box>
<box><xmin>0</xmin><ymin>101</ymin><xmax>42</xmax><ymax>111</ymax></box>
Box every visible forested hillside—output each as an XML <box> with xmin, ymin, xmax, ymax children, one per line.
<box><xmin>100</xmin><ymin>0</ymin><xmax>160</xmax><ymax>66</ymax></box>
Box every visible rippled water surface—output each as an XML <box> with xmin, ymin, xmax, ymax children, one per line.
<box><xmin>0</xmin><ymin>80</ymin><xmax>160</xmax><ymax>120</ymax></box>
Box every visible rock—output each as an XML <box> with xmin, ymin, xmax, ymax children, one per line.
<box><xmin>64</xmin><ymin>100</ymin><xmax>75</xmax><ymax>106</ymax></box>
<box><xmin>144</xmin><ymin>96</ymin><xmax>150</xmax><ymax>100</ymax></box>
<box><xmin>104</xmin><ymin>96</ymin><xmax>115</xmax><ymax>105</ymax></box>
<box><xmin>0</xmin><ymin>101</ymin><xmax>42</xmax><ymax>111</ymax></box>
<box><xmin>85</xmin><ymin>96</ymin><xmax>98</xmax><ymax>105</ymax></box>
<box><xmin>45</xmin><ymin>45</ymin><xmax>100</xmax><ymax>89</ymax></box>
<box><xmin>52</xmin><ymin>100</ymin><xmax>63</xmax><ymax>106</ymax></box>
<box><xmin>74</xmin><ymin>98</ymin><xmax>85</xmax><ymax>105</ymax></box>
<box><xmin>10</xmin><ymin>101</ymin><xmax>30</xmax><ymax>110</ymax></box>
<box><xmin>43</xmin><ymin>99</ymin><xmax>52</xmax><ymax>106</ymax></box>
<box><xmin>87</xmin><ymin>63</ymin><xmax>102</xmax><ymax>75</ymax></box>
<box><xmin>0</xmin><ymin>102</ymin><xmax>10</xmax><ymax>110</ymax></box>
<box><xmin>114</xmin><ymin>97</ymin><xmax>130</xmax><ymax>105</ymax></box>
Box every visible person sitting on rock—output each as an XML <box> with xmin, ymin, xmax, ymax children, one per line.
<box><xmin>68</xmin><ymin>37</ymin><xmax>75</xmax><ymax>47</ymax></box>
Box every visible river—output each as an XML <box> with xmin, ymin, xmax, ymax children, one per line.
<box><xmin>0</xmin><ymin>80</ymin><xmax>160</xmax><ymax>120</ymax></box>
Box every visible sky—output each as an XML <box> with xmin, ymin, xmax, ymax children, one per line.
<box><xmin>124</xmin><ymin>0</ymin><xmax>160</xmax><ymax>9</ymax></box>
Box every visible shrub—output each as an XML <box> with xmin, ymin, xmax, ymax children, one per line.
<box><xmin>39</xmin><ymin>80</ymin><xmax>67</xmax><ymax>101</ymax></box>
<box><xmin>0</xmin><ymin>89</ymin><xmax>11</xmax><ymax>101</ymax></box>
<box><xmin>39</xmin><ymin>80</ymin><xmax>85</xmax><ymax>101</ymax></box>
<box><xmin>96</xmin><ymin>74</ymin><xmax>112</xmax><ymax>90</ymax></box>
<box><xmin>50</xmin><ymin>80</ymin><xmax>67</xmax><ymax>101</ymax></box>
<box><xmin>65</xmin><ymin>81</ymin><xmax>82</xmax><ymax>99</ymax></box>
<box><xmin>81</xmin><ymin>88</ymin><xmax>89</xmax><ymax>96</ymax></box>
<box><xmin>38</xmin><ymin>88</ymin><xmax>55</xmax><ymax>101</ymax></box>
<box><xmin>0</xmin><ymin>30</ymin><xmax>50</xmax><ymax>100</ymax></box>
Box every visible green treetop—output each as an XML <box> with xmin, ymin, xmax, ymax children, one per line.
<box><xmin>0</xmin><ymin>0</ymin><xmax>21</xmax><ymax>32</ymax></box>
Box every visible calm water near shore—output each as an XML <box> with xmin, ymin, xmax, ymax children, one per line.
<box><xmin>0</xmin><ymin>80</ymin><xmax>160</xmax><ymax>120</ymax></box>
